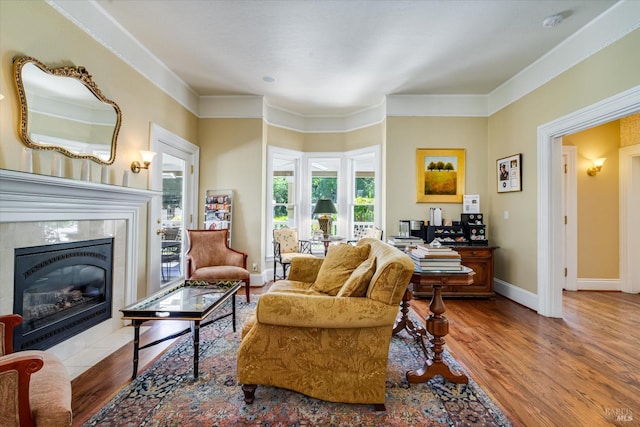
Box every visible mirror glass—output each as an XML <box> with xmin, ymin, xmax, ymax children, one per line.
<box><xmin>14</xmin><ymin>56</ymin><xmax>121</xmax><ymax>165</ymax></box>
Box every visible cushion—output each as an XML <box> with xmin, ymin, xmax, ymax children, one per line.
<box><xmin>311</xmin><ymin>243</ymin><xmax>371</xmax><ymax>296</ymax></box>
<box><xmin>337</xmin><ymin>257</ymin><xmax>376</xmax><ymax>297</ymax></box>
<box><xmin>274</xmin><ymin>227</ymin><xmax>299</xmax><ymax>254</ymax></box>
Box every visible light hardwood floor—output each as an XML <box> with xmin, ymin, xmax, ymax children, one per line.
<box><xmin>71</xmin><ymin>290</ymin><xmax>639</xmax><ymax>426</ymax></box>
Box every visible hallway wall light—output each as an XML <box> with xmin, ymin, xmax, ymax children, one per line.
<box><xmin>131</xmin><ymin>150</ymin><xmax>156</xmax><ymax>173</ymax></box>
<box><xmin>587</xmin><ymin>157</ymin><xmax>606</xmax><ymax>176</ymax></box>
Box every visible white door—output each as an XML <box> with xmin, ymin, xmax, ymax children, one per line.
<box><xmin>147</xmin><ymin>124</ymin><xmax>199</xmax><ymax>295</ymax></box>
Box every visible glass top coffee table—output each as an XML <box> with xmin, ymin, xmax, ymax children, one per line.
<box><xmin>121</xmin><ymin>279</ymin><xmax>241</xmax><ymax>379</ymax></box>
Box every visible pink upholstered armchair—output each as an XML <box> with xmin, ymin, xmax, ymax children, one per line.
<box><xmin>186</xmin><ymin>229</ymin><xmax>251</xmax><ymax>302</ymax></box>
<box><xmin>0</xmin><ymin>314</ymin><xmax>72</xmax><ymax>427</ymax></box>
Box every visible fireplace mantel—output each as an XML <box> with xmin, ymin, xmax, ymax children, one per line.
<box><xmin>0</xmin><ymin>169</ymin><xmax>159</xmax><ymax>218</ymax></box>
<box><xmin>0</xmin><ymin>169</ymin><xmax>161</xmax><ymax>376</ymax></box>
<box><xmin>0</xmin><ymin>168</ymin><xmax>160</xmax><ymax>307</ymax></box>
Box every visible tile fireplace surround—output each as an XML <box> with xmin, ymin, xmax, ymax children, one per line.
<box><xmin>0</xmin><ymin>169</ymin><xmax>158</xmax><ymax>378</ymax></box>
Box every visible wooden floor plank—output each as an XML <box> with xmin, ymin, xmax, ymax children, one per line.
<box><xmin>70</xmin><ymin>289</ymin><xmax>639</xmax><ymax>426</ymax></box>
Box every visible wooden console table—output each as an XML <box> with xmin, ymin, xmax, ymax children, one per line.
<box><xmin>411</xmin><ymin>246</ymin><xmax>496</xmax><ymax>298</ymax></box>
<box><xmin>395</xmin><ymin>267</ymin><xmax>475</xmax><ymax>384</ymax></box>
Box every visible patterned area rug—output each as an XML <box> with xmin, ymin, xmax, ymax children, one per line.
<box><xmin>86</xmin><ymin>298</ymin><xmax>511</xmax><ymax>426</ymax></box>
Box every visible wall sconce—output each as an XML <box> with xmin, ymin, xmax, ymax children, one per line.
<box><xmin>131</xmin><ymin>150</ymin><xmax>156</xmax><ymax>173</ymax></box>
<box><xmin>587</xmin><ymin>158</ymin><xmax>606</xmax><ymax>176</ymax></box>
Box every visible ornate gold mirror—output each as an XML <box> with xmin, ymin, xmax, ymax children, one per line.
<box><xmin>13</xmin><ymin>56</ymin><xmax>121</xmax><ymax>165</ymax></box>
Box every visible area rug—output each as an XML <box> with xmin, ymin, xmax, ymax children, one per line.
<box><xmin>85</xmin><ymin>298</ymin><xmax>511</xmax><ymax>426</ymax></box>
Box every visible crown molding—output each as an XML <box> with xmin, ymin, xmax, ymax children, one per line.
<box><xmin>386</xmin><ymin>95</ymin><xmax>488</xmax><ymax>117</ymax></box>
<box><xmin>488</xmin><ymin>0</ymin><xmax>640</xmax><ymax>115</ymax></box>
<box><xmin>262</xmin><ymin>99</ymin><xmax>386</xmax><ymax>133</ymax></box>
<box><xmin>198</xmin><ymin>96</ymin><xmax>264</xmax><ymax>119</ymax></box>
<box><xmin>46</xmin><ymin>0</ymin><xmax>200</xmax><ymax>116</ymax></box>
<box><xmin>48</xmin><ymin>0</ymin><xmax>638</xmax><ymax>132</ymax></box>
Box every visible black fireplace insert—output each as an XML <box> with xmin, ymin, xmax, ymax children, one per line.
<box><xmin>13</xmin><ymin>237</ymin><xmax>114</xmax><ymax>351</ymax></box>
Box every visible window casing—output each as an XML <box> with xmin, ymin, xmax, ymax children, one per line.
<box><xmin>266</xmin><ymin>145</ymin><xmax>380</xmax><ymax>258</ymax></box>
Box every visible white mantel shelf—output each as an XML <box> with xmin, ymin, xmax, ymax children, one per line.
<box><xmin>0</xmin><ymin>169</ymin><xmax>159</xmax><ymax>219</ymax></box>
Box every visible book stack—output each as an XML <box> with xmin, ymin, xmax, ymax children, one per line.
<box><xmin>387</xmin><ymin>235</ymin><xmax>423</xmax><ymax>250</ymax></box>
<box><xmin>409</xmin><ymin>243</ymin><xmax>462</xmax><ymax>271</ymax></box>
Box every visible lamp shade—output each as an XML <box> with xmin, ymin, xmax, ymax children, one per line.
<box><xmin>313</xmin><ymin>199</ymin><xmax>337</xmax><ymax>215</ymax></box>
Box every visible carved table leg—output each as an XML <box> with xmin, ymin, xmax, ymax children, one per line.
<box><xmin>393</xmin><ymin>286</ymin><xmax>427</xmax><ymax>337</ymax></box>
<box><xmin>242</xmin><ymin>384</ymin><xmax>257</xmax><ymax>404</ymax></box>
<box><xmin>406</xmin><ymin>278</ymin><xmax>468</xmax><ymax>384</ymax></box>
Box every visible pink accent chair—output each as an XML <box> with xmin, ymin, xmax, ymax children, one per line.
<box><xmin>186</xmin><ymin>229</ymin><xmax>251</xmax><ymax>302</ymax></box>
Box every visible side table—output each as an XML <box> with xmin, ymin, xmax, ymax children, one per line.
<box><xmin>395</xmin><ymin>267</ymin><xmax>475</xmax><ymax>384</ymax></box>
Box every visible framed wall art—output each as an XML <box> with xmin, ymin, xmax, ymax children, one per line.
<box><xmin>497</xmin><ymin>153</ymin><xmax>522</xmax><ymax>193</ymax></box>
<box><xmin>415</xmin><ymin>148</ymin><xmax>465</xmax><ymax>203</ymax></box>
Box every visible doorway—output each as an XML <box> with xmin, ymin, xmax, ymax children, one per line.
<box><xmin>537</xmin><ymin>86</ymin><xmax>640</xmax><ymax>318</ymax></box>
<box><xmin>147</xmin><ymin>124</ymin><xmax>200</xmax><ymax>295</ymax></box>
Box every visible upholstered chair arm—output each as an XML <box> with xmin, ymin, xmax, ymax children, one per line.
<box><xmin>0</xmin><ymin>353</ymin><xmax>44</xmax><ymax>427</ymax></box>
<box><xmin>186</xmin><ymin>255</ymin><xmax>197</xmax><ymax>277</ymax></box>
<box><xmin>1</xmin><ymin>314</ymin><xmax>22</xmax><ymax>355</ymax></box>
<box><xmin>256</xmin><ymin>293</ymin><xmax>398</xmax><ymax>329</ymax></box>
<box><xmin>286</xmin><ymin>257</ymin><xmax>324</xmax><ymax>282</ymax></box>
<box><xmin>218</xmin><ymin>247</ymin><xmax>246</xmax><ymax>268</ymax></box>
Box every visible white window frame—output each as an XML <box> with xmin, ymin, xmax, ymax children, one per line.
<box><xmin>347</xmin><ymin>145</ymin><xmax>381</xmax><ymax>239</ymax></box>
<box><xmin>266</xmin><ymin>145</ymin><xmax>381</xmax><ymax>258</ymax></box>
<box><xmin>266</xmin><ymin>146</ymin><xmax>302</xmax><ymax>258</ymax></box>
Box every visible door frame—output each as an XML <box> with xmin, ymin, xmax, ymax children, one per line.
<box><xmin>562</xmin><ymin>145</ymin><xmax>577</xmax><ymax>292</ymax></box>
<box><xmin>620</xmin><ymin>144</ymin><xmax>640</xmax><ymax>293</ymax></box>
<box><xmin>537</xmin><ymin>86</ymin><xmax>640</xmax><ymax>318</ymax></box>
<box><xmin>147</xmin><ymin>123</ymin><xmax>200</xmax><ymax>295</ymax></box>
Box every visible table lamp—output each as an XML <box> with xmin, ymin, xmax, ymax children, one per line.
<box><xmin>313</xmin><ymin>199</ymin><xmax>337</xmax><ymax>238</ymax></box>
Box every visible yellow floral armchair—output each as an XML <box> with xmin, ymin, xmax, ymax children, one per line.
<box><xmin>238</xmin><ymin>238</ymin><xmax>414</xmax><ymax>410</ymax></box>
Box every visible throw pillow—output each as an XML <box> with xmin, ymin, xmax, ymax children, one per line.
<box><xmin>311</xmin><ymin>243</ymin><xmax>371</xmax><ymax>296</ymax></box>
<box><xmin>337</xmin><ymin>257</ymin><xmax>376</xmax><ymax>297</ymax></box>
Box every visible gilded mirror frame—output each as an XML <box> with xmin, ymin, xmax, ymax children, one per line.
<box><xmin>13</xmin><ymin>56</ymin><xmax>121</xmax><ymax>165</ymax></box>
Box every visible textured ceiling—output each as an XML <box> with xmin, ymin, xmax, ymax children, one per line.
<box><xmin>94</xmin><ymin>0</ymin><xmax>618</xmax><ymax>115</ymax></box>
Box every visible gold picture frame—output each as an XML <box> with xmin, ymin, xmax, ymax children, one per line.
<box><xmin>416</xmin><ymin>148</ymin><xmax>465</xmax><ymax>203</ymax></box>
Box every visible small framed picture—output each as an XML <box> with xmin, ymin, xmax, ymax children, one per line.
<box><xmin>497</xmin><ymin>154</ymin><xmax>522</xmax><ymax>193</ymax></box>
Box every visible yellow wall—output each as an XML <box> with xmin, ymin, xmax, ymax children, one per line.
<box><xmin>266</xmin><ymin>125</ymin><xmax>305</xmax><ymax>151</ymax></box>
<box><xmin>0</xmin><ymin>1</ymin><xmax>198</xmax><ymax>298</ymax></box>
<box><xmin>198</xmin><ymin>118</ymin><xmax>263</xmax><ymax>268</ymax></box>
<box><xmin>488</xmin><ymin>29</ymin><xmax>640</xmax><ymax>293</ymax></box>
<box><xmin>564</xmin><ymin>121</ymin><xmax>620</xmax><ymax>279</ymax></box>
<box><xmin>385</xmin><ymin>117</ymin><xmax>489</xmax><ymax>238</ymax></box>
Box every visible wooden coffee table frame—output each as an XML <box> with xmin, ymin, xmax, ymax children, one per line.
<box><xmin>394</xmin><ymin>267</ymin><xmax>475</xmax><ymax>384</ymax></box>
<box><xmin>121</xmin><ymin>280</ymin><xmax>241</xmax><ymax>380</ymax></box>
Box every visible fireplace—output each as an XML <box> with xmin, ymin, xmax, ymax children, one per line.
<box><xmin>13</xmin><ymin>238</ymin><xmax>114</xmax><ymax>351</ymax></box>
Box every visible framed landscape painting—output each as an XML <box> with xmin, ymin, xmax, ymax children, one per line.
<box><xmin>497</xmin><ymin>153</ymin><xmax>522</xmax><ymax>193</ymax></box>
<box><xmin>416</xmin><ymin>148</ymin><xmax>465</xmax><ymax>203</ymax></box>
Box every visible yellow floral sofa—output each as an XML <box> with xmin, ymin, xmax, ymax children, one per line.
<box><xmin>237</xmin><ymin>238</ymin><xmax>414</xmax><ymax>409</ymax></box>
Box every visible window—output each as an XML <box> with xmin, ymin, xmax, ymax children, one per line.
<box><xmin>267</xmin><ymin>148</ymin><xmax>301</xmax><ymax>257</ymax></box>
<box><xmin>350</xmin><ymin>149</ymin><xmax>380</xmax><ymax>239</ymax></box>
<box><xmin>267</xmin><ymin>145</ymin><xmax>380</xmax><ymax>257</ymax></box>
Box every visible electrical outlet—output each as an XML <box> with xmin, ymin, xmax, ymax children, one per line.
<box><xmin>252</xmin><ymin>263</ymin><xmax>258</xmax><ymax>272</ymax></box>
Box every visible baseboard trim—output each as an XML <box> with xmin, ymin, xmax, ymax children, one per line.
<box><xmin>494</xmin><ymin>278</ymin><xmax>538</xmax><ymax>312</ymax></box>
<box><xmin>576</xmin><ymin>278</ymin><xmax>621</xmax><ymax>291</ymax></box>
<box><xmin>249</xmin><ymin>272</ymin><xmax>266</xmax><ymax>287</ymax></box>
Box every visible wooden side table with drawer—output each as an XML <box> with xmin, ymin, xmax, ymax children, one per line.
<box><xmin>412</xmin><ymin>246</ymin><xmax>497</xmax><ymax>298</ymax></box>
